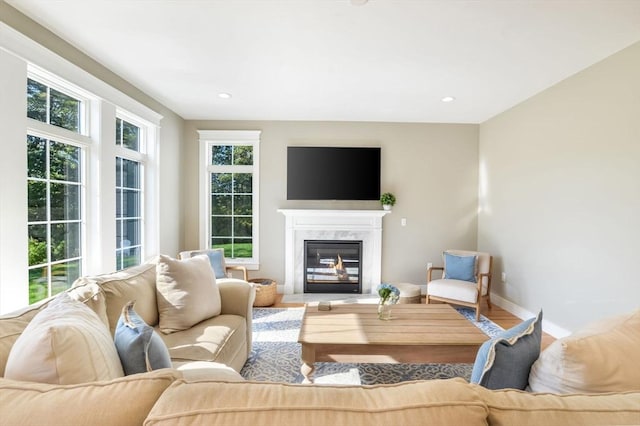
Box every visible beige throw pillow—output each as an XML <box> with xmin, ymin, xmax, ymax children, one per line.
<box><xmin>4</xmin><ymin>293</ymin><xmax>124</xmax><ymax>384</ymax></box>
<box><xmin>156</xmin><ymin>254</ymin><xmax>221</xmax><ymax>334</ymax></box>
<box><xmin>528</xmin><ymin>309</ymin><xmax>640</xmax><ymax>394</ymax></box>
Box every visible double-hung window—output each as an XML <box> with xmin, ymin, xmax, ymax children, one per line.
<box><xmin>199</xmin><ymin>131</ymin><xmax>260</xmax><ymax>268</ymax></box>
<box><xmin>115</xmin><ymin>116</ymin><xmax>144</xmax><ymax>270</ymax></box>
<box><xmin>26</xmin><ymin>76</ymin><xmax>87</xmax><ymax>304</ymax></box>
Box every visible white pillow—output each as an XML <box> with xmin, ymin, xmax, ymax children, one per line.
<box><xmin>528</xmin><ymin>309</ymin><xmax>640</xmax><ymax>394</ymax></box>
<box><xmin>4</xmin><ymin>293</ymin><xmax>124</xmax><ymax>384</ymax></box>
<box><xmin>156</xmin><ymin>254</ymin><xmax>222</xmax><ymax>334</ymax></box>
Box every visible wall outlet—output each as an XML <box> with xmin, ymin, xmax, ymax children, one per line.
<box><xmin>501</xmin><ymin>272</ymin><xmax>507</xmax><ymax>282</ymax></box>
<box><xmin>401</xmin><ymin>217</ymin><xmax>407</xmax><ymax>227</ymax></box>
<box><xmin>427</xmin><ymin>262</ymin><xmax>433</xmax><ymax>270</ymax></box>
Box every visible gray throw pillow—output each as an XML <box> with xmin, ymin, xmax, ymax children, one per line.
<box><xmin>114</xmin><ymin>301</ymin><xmax>172</xmax><ymax>375</ymax></box>
<box><xmin>470</xmin><ymin>310</ymin><xmax>543</xmax><ymax>390</ymax></box>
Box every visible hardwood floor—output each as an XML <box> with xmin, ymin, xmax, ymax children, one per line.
<box><xmin>272</xmin><ymin>294</ymin><xmax>556</xmax><ymax>350</ymax></box>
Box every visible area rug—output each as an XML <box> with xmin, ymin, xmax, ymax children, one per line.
<box><xmin>240</xmin><ymin>307</ymin><xmax>503</xmax><ymax>385</ymax></box>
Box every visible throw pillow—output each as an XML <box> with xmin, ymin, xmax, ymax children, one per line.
<box><xmin>192</xmin><ymin>249</ymin><xmax>227</xmax><ymax>279</ymax></box>
<box><xmin>4</xmin><ymin>293</ymin><xmax>124</xmax><ymax>384</ymax></box>
<box><xmin>470</xmin><ymin>309</ymin><xmax>542</xmax><ymax>390</ymax></box>
<box><xmin>156</xmin><ymin>254</ymin><xmax>222</xmax><ymax>334</ymax></box>
<box><xmin>443</xmin><ymin>252</ymin><xmax>477</xmax><ymax>282</ymax></box>
<box><xmin>114</xmin><ymin>301</ymin><xmax>172</xmax><ymax>375</ymax></box>
<box><xmin>528</xmin><ymin>309</ymin><xmax>640</xmax><ymax>394</ymax></box>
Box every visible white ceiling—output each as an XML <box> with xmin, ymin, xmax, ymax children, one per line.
<box><xmin>7</xmin><ymin>0</ymin><xmax>640</xmax><ymax>123</ymax></box>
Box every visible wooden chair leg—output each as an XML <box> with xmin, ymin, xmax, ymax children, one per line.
<box><xmin>486</xmin><ymin>295</ymin><xmax>492</xmax><ymax>310</ymax></box>
<box><xmin>475</xmin><ymin>307</ymin><xmax>481</xmax><ymax>322</ymax></box>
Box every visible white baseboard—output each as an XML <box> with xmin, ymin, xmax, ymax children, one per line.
<box><xmin>490</xmin><ymin>293</ymin><xmax>571</xmax><ymax>338</ymax></box>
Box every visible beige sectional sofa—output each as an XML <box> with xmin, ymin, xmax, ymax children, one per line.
<box><xmin>0</xmin><ymin>258</ymin><xmax>255</xmax><ymax>379</ymax></box>
<box><xmin>1</xmin><ymin>259</ymin><xmax>640</xmax><ymax>425</ymax></box>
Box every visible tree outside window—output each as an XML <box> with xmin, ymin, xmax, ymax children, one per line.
<box><xmin>209</xmin><ymin>143</ymin><xmax>256</xmax><ymax>259</ymax></box>
<box><xmin>27</xmin><ymin>136</ymin><xmax>82</xmax><ymax>304</ymax></box>
<box><xmin>26</xmin><ymin>77</ymin><xmax>84</xmax><ymax>304</ymax></box>
<box><xmin>115</xmin><ymin>117</ymin><xmax>143</xmax><ymax>270</ymax></box>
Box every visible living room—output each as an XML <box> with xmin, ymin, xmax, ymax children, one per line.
<box><xmin>1</xmin><ymin>1</ymin><xmax>640</xmax><ymax>424</ymax></box>
<box><xmin>2</xmin><ymin>0</ymin><xmax>638</xmax><ymax>335</ymax></box>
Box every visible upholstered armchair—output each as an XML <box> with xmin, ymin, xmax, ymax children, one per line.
<box><xmin>179</xmin><ymin>249</ymin><xmax>249</xmax><ymax>281</ymax></box>
<box><xmin>426</xmin><ymin>249</ymin><xmax>493</xmax><ymax>321</ymax></box>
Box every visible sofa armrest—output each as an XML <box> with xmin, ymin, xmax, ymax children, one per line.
<box><xmin>217</xmin><ymin>279</ymin><xmax>256</xmax><ymax>358</ymax></box>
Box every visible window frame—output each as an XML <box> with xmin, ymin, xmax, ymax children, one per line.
<box><xmin>115</xmin><ymin>113</ymin><xmax>147</xmax><ymax>271</ymax></box>
<box><xmin>26</xmin><ymin>72</ymin><xmax>90</xmax><ymax>303</ymax></box>
<box><xmin>0</xmin><ymin>24</ymin><xmax>163</xmax><ymax>313</ymax></box>
<box><xmin>28</xmin><ymin>66</ymin><xmax>91</xmax><ymax>136</ymax></box>
<box><xmin>198</xmin><ymin>130</ymin><xmax>261</xmax><ymax>269</ymax></box>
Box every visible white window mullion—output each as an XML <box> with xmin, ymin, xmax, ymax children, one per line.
<box><xmin>198</xmin><ymin>130</ymin><xmax>261</xmax><ymax>270</ymax></box>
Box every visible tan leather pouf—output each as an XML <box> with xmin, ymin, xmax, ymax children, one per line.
<box><xmin>395</xmin><ymin>282</ymin><xmax>421</xmax><ymax>304</ymax></box>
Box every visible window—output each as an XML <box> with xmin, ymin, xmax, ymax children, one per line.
<box><xmin>115</xmin><ymin>117</ymin><xmax>144</xmax><ymax>270</ymax></box>
<box><xmin>26</xmin><ymin>77</ymin><xmax>86</xmax><ymax>304</ymax></box>
<box><xmin>27</xmin><ymin>136</ymin><xmax>83</xmax><ymax>304</ymax></box>
<box><xmin>199</xmin><ymin>131</ymin><xmax>260</xmax><ymax>268</ymax></box>
<box><xmin>27</xmin><ymin>78</ymin><xmax>83</xmax><ymax>133</ymax></box>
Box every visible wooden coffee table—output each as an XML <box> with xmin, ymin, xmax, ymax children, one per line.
<box><xmin>297</xmin><ymin>303</ymin><xmax>488</xmax><ymax>383</ymax></box>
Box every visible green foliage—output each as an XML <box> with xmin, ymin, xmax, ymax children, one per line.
<box><xmin>28</xmin><ymin>237</ymin><xmax>47</xmax><ymax>266</ymax></box>
<box><xmin>380</xmin><ymin>192</ymin><xmax>396</xmax><ymax>206</ymax></box>
<box><xmin>212</xmin><ymin>242</ymin><xmax>253</xmax><ymax>258</ymax></box>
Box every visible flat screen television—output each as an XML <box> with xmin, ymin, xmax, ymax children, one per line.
<box><xmin>287</xmin><ymin>146</ymin><xmax>381</xmax><ymax>200</ymax></box>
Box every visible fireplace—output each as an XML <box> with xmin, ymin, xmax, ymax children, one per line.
<box><xmin>278</xmin><ymin>209</ymin><xmax>390</xmax><ymax>295</ymax></box>
<box><xmin>304</xmin><ymin>240</ymin><xmax>362</xmax><ymax>293</ymax></box>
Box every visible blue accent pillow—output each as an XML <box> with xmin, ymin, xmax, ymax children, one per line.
<box><xmin>194</xmin><ymin>249</ymin><xmax>226</xmax><ymax>279</ymax></box>
<box><xmin>470</xmin><ymin>310</ymin><xmax>543</xmax><ymax>390</ymax></box>
<box><xmin>443</xmin><ymin>252</ymin><xmax>477</xmax><ymax>282</ymax></box>
<box><xmin>114</xmin><ymin>301</ymin><xmax>172</xmax><ymax>375</ymax></box>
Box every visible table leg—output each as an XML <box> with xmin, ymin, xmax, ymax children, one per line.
<box><xmin>300</xmin><ymin>343</ymin><xmax>316</xmax><ymax>384</ymax></box>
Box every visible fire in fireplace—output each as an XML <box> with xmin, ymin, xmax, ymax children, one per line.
<box><xmin>304</xmin><ymin>240</ymin><xmax>362</xmax><ymax>293</ymax></box>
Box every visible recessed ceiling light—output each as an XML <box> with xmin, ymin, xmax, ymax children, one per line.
<box><xmin>441</xmin><ymin>96</ymin><xmax>456</xmax><ymax>103</ymax></box>
<box><xmin>350</xmin><ymin>0</ymin><xmax>368</xmax><ymax>5</ymax></box>
<box><xmin>218</xmin><ymin>92</ymin><xmax>232</xmax><ymax>99</ymax></box>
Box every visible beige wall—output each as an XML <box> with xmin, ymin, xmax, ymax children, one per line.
<box><xmin>183</xmin><ymin>121</ymin><xmax>479</xmax><ymax>288</ymax></box>
<box><xmin>479</xmin><ymin>42</ymin><xmax>640</xmax><ymax>332</ymax></box>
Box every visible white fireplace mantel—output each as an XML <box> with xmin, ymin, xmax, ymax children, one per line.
<box><xmin>278</xmin><ymin>209</ymin><xmax>390</xmax><ymax>295</ymax></box>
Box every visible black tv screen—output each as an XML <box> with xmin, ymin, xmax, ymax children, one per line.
<box><xmin>287</xmin><ymin>147</ymin><xmax>381</xmax><ymax>200</ymax></box>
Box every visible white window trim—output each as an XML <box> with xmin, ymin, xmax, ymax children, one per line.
<box><xmin>198</xmin><ymin>130</ymin><xmax>261</xmax><ymax>269</ymax></box>
<box><xmin>0</xmin><ymin>23</ymin><xmax>163</xmax><ymax>313</ymax></box>
<box><xmin>114</xmin><ymin>111</ymin><xmax>155</xmax><ymax>270</ymax></box>
<box><xmin>28</xmin><ymin>65</ymin><xmax>92</xmax><ymax>136</ymax></box>
<box><xmin>1</xmin><ymin>22</ymin><xmax>163</xmax><ymax>126</ymax></box>
<box><xmin>25</xmin><ymin>72</ymin><xmax>91</xmax><ymax>301</ymax></box>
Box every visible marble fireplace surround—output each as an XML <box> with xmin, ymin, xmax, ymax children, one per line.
<box><xmin>278</xmin><ymin>209</ymin><xmax>390</xmax><ymax>295</ymax></box>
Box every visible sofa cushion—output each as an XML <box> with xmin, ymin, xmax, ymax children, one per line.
<box><xmin>66</xmin><ymin>280</ymin><xmax>109</xmax><ymax>327</ymax></box>
<box><xmin>427</xmin><ymin>279</ymin><xmax>480</xmax><ymax>303</ymax></box>
<box><xmin>474</xmin><ymin>384</ymin><xmax>640</xmax><ymax>426</ymax></box>
<box><xmin>156</xmin><ymin>255</ymin><xmax>222</xmax><ymax>334</ymax></box>
<box><xmin>157</xmin><ymin>314</ymin><xmax>246</xmax><ymax>369</ymax></box>
<box><xmin>143</xmin><ymin>378</ymin><xmax>489</xmax><ymax>426</ymax></box>
<box><xmin>528</xmin><ymin>309</ymin><xmax>640</xmax><ymax>394</ymax></box>
<box><xmin>443</xmin><ymin>252</ymin><xmax>477</xmax><ymax>282</ymax></box>
<box><xmin>4</xmin><ymin>293</ymin><xmax>124</xmax><ymax>384</ymax></box>
<box><xmin>0</xmin><ymin>298</ymin><xmax>51</xmax><ymax>376</ymax></box>
<box><xmin>470</xmin><ymin>310</ymin><xmax>542</xmax><ymax>390</ymax></box>
<box><xmin>73</xmin><ymin>262</ymin><xmax>158</xmax><ymax>335</ymax></box>
<box><xmin>173</xmin><ymin>361</ymin><xmax>245</xmax><ymax>382</ymax></box>
<box><xmin>0</xmin><ymin>368</ymin><xmax>180</xmax><ymax>426</ymax></box>
<box><xmin>115</xmin><ymin>301</ymin><xmax>172</xmax><ymax>375</ymax></box>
